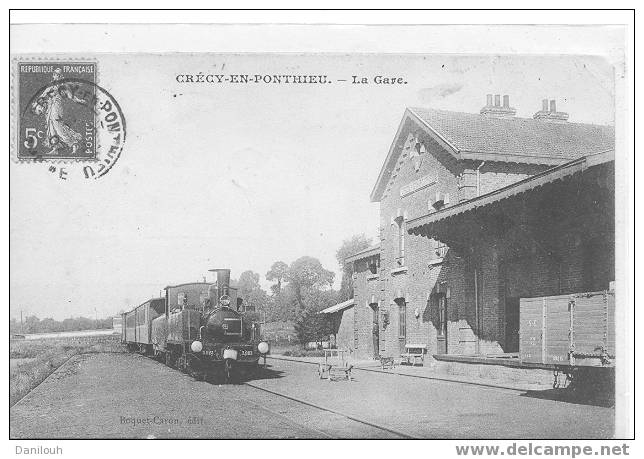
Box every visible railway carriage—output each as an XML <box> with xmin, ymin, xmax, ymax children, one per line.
<box><xmin>121</xmin><ymin>298</ymin><xmax>165</xmax><ymax>353</ymax></box>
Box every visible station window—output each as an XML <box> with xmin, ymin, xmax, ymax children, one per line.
<box><xmin>394</xmin><ymin>216</ymin><xmax>405</xmax><ymax>266</ymax></box>
<box><xmin>434</xmin><ymin>239</ymin><xmax>448</xmax><ymax>259</ymax></box>
<box><xmin>398</xmin><ymin>302</ymin><xmax>406</xmax><ymax>340</ymax></box>
<box><xmin>368</xmin><ymin>258</ymin><xmax>379</xmax><ymax>275</ymax></box>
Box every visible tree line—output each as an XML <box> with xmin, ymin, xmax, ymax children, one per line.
<box><xmin>10</xmin><ymin>234</ymin><xmax>373</xmax><ymax>343</ymax></box>
<box><xmin>10</xmin><ymin>315</ymin><xmax>114</xmax><ymax>335</ymax></box>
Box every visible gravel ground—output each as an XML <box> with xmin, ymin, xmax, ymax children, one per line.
<box><xmin>10</xmin><ymin>352</ymin><xmax>614</xmax><ymax>439</ymax></box>
<box><xmin>9</xmin><ymin>353</ymin><xmax>397</xmax><ymax>439</ymax></box>
<box><xmin>253</xmin><ymin>359</ymin><xmax>615</xmax><ymax>439</ymax></box>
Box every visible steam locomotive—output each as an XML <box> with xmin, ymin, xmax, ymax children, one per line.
<box><xmin>121</xmin><ymin>269</ymin><xmax>270</xmax><ymax>382</ymax></box>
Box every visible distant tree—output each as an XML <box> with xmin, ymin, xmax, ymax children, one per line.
<box><xmin>24</xmin><ymin>315</ymin><xmax>40</xmax><ymax>334</ymax></box>
<box><xmin>294</xmin><ymin>308</ymin><xmax>333</xmax><ymax>346</ymax></box>
<box><xmin>237</xmin><ymin>270</ymin><xmax>261</xmax><ymax>297</ymax></box>
<box><xmin>10</xmin><ymin>317</ymin><xmax>18</xmax><ymax>334</ymax></box>
<box><xmin>39</xmin><ymin>317</ymin><xmax>58</xmax><ymax>333</ymax></box>
<box><xmin>287</xmin><ymin>257</ymin><xmax>339</xmax><ymax>346</ymax></box>
<box><xmin>62</xmin><ymin>318</ymin><xmax>75</xmax><ymax>331</ymax></box>
<box><xmin>266</xmin><ymin>261</ymin><xmax>289</xmax><ymax>295</ymax></box>
<box><xmin>270</xmin><ymin>288</ymin><xmax>299</xmax><ymax>322</ymax></box>
<box><xmin>236</xmin><ymin>270</ymin><xmax>270</xmax><ymax>315</ymax></box>
<box><xmin>336</xmin><ymin>234</ymin><xmax>373</xmax><ymax>301</ymax></box>
<box><xmin>286</xmin><ymin>256</ymin><xmax>335</xmax><ymax>310</ymax></box>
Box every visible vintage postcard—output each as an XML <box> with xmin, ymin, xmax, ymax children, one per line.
<box><xmin>8</xmin><ymin>17</ymin><xmax>633</xmax><ymax>453</ymax></box>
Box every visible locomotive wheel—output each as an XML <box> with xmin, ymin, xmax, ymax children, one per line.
<box><xmin>166</xmin><ymin>351</ymin><xmax>177</xmax><ymax>368</ymax></box>
<box><xmin>187</xmin><ymin>356</ymin><xmax>205</xmax><ymax>380</ymax></box>
<box><xmin>192</xmin><ymin>370</ymin><xmax>206</xmax><ymax>381</ymax></box>
<box><xmin>178</xmin><ymin>354</ymin><xmax>187</xmax><ymax>373</ymax></box>
<box><xmin>204</xmin><ymin>371</ymin><xmax>217</xmax><ymax>384</ymax></box>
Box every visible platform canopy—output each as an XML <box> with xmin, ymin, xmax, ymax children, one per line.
<box><xmin>407</xmin><ymin>151</ymin><xmax>614</xmax><ymax>248</ymax></box>
<box><xmin>319</xmin><ymin>299</ymin><xmax>355</xmax><ymax>314</ymax></box>
<box><xmin>345</xmin><ymin>245</ymin><xmax>380</xmax><ymax>264</ymax></box>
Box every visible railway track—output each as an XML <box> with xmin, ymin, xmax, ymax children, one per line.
<box><xmin>136</xmin><ymin>353</ymin><xmax>417</xmax><ymax>437</ymax></box>
<box><xmin>243</xmin><ymin>380</ymin><xmax>418</xmax><ymax>439</ymax></box>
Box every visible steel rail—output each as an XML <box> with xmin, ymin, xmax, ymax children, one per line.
<box><xmin>233</xmin><ymin>397</ymin><xmax>335</xmax><ymax>439</ymax></box>
<box><xmin>243</xmin><ymin>381</ymin><xmax>418</xmax><ymax>439</ymax></box>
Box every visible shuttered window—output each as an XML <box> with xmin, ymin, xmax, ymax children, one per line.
<box><xmin>398</xmin><ymin>303</ymin><xmax>406</xmax><ymax>340</ymax></box>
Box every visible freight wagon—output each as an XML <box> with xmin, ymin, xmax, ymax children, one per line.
<box><xmin>520</xmin><ymin>289</ymin><xmax>615</xmax><ymax>388</ymax></box>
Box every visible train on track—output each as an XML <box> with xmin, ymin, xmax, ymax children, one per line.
<box><xmin>121</xmin><ymin>268</ymin><xmax>270</xmax><ymax>382</ymax></box>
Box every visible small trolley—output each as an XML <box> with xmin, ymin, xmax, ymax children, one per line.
<box><xmin>318</xmin><ymin>349</ymin><xmax>353</xmax><ymax>382</ymax></box>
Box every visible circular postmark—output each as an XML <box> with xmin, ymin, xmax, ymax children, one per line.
<box><xmin>19</xmin><ymin>76</ymin><xmax>126</xmax><ymax>180</ymax></box>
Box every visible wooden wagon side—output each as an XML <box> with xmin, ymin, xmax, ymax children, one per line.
<box><xmin>520</xmin><ymin>290</ymin><xmax>615</xmax><ymax>368</ymax></box>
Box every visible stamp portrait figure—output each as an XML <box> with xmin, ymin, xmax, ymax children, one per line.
<box><xmin>31</xmin><ymin>68</ymin><xmax>87</xmax><ymax>155</ymax></box>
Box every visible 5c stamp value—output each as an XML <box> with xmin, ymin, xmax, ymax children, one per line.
<box><xmin>13</xmin><ymin>60</ymin><xmax>126</xmax><ymax>180</ymax></box>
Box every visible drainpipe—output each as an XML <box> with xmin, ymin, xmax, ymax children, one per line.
<box><xmin>474</xmin><ymin>265</ymin><xmax>480</xmax><ymax>355</ymax></box>
<box><xmin>476</xmin><ymin>161</ymin><xmax>486</xmax><ymax>197</ymax></box>
<box><xmin>473</xmin><ymin>161</ymin><xmax>485</xmax><ymax>355</ymax></box>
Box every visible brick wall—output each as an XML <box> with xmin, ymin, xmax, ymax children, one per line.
<box><xmin>334</xmin><ymin>307</ymin><xmax>355</xmax><ymax>353</ymax></box>
<box><xmin>351</xmin><ymin>256</ymin><xmax>381</xmax><ymax>359</ymax></box>
<box><xmin>461</xmin><ymin>161</ymin><xmax>550</xmax><ymax>201</ymax></box>
<box><xmin>375</xmin><ymin>132</ymin><xmax>463</xmax><ymax>358</ymax></box>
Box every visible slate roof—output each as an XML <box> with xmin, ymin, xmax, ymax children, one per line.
<box><xmin>370</xmin><ymin>107</ymin><xmax>615</xmax><ymax>202</ymax></box>
<box><xmin>409</xmin><ymin>107</ymin><xmax>614</xmax><ymax>161</ymax></box>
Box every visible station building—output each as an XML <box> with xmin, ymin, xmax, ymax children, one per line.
<box><xmin>325</xmin><ymin>95</ymin><xmax>615</xmax><ymax>361</ymax></box>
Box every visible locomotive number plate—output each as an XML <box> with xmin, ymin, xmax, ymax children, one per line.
<box><xmin>204</xmin><ymin>350</ymin><xmax>216</xmax><ymax>356</ymax></box>
<box><xmin>241</xmin><ymin>350</ymin><xmax>253</xmax><ymax>356</ymax></box>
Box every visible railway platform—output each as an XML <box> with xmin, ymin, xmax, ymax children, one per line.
<box><xmin>268</xmin><ymin>354</ymin><xmax>553</xmax><ymax>392</ymax></box>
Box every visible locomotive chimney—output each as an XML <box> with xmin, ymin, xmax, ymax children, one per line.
<box><xmin>209</xmin><ymin>268</ymin><xmax>231</xmax><ymax>303</ymax></box>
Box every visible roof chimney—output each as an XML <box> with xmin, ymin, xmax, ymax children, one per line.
<box><xmin>480</xmin><ymin>93</ymin><xmax>516</xmax><ymax>118</ymax></box>
<box><xmin>533</xmin><ymin>98</ymin><xmax>569</xmax><ymax>123</ymax></box>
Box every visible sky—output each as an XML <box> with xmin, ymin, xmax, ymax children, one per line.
<box><xmin>10</xmin><ymin>53</ymin><xmax>615</xmax><ymax>320</ymax></box>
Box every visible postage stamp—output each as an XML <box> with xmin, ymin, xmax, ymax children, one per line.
<box><xmin>16</xmin><ymin>61</ymin><xmax>98</xmax><ymax>160</ymax></box>
<box><xmin>12</xmin><ymin>59</ymin><xmax>126</xmax><ymax>180</ymax></box>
